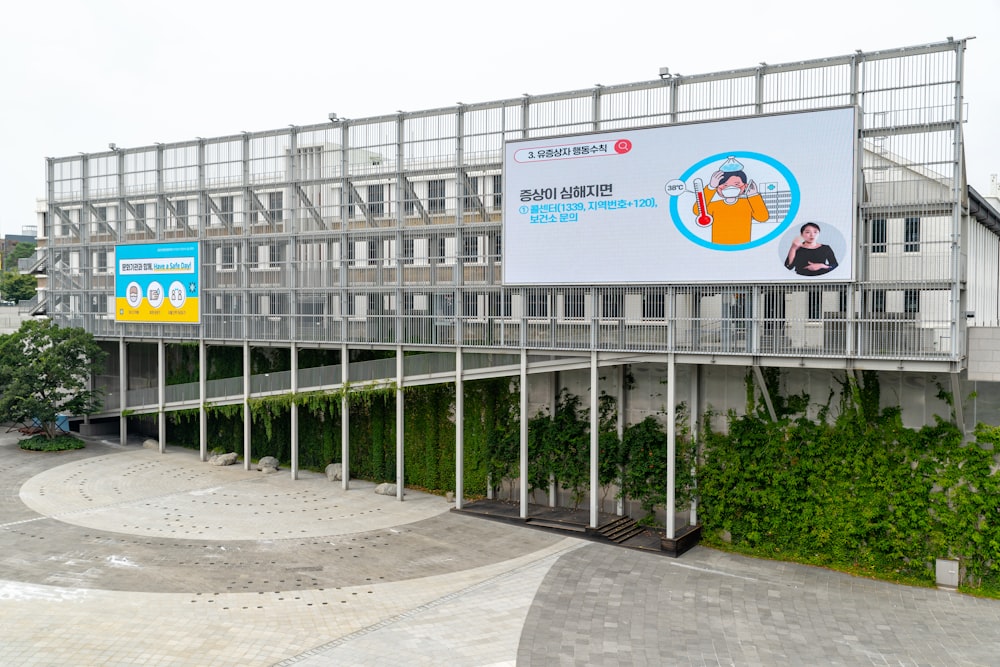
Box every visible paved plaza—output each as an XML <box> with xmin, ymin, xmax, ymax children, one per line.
<box><xmin>1</xmin><ymin>431</ymin><xmax>999</xmax><ymax>666</ymax></box>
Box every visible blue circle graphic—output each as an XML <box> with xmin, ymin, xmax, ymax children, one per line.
<box><xmin>669</xmin><ymin>151</ymin><xmax>800</xmax><ymax>252</ymax></box>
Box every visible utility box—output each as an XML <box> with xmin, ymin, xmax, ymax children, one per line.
<box><xmin>935</xmin><ymin>558</ymin><xmax>962</xmax><ymax>590</ymax></box>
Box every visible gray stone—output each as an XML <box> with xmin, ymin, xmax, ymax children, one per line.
<box><xmin>142</xmin><ymin>438</ymin><xmax>159</xmax><ymax>450</ymax></box>
<box><xmin>257</xmin><ymin>456</ymin><xmax>280</xmax><ymax>472</ymax></box>
<box><xmin>325</xmin><ymin>462</ymin><xmax>343</xmax><ymax>481</ymax></box>
<box><xmin>209</xmin><ymin>452</ymin><xmax>238</xmax><ymax>466</ymax></box>
<box><xmin>374</xmin><ymin>482</ymin><xmax>397</xmax><ymax>496</ymax></box>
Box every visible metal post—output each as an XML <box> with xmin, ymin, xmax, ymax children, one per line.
<box><xmin>199</xmin><ymin>340</ymin><xmax>207</xmax><ymax>461</ymax></box>
<box><xmin>243</xmin><ymin>340</ymin><xmax>251</xmax><ymax>471</ymax></box>
<box><xmin>341</xmin><ymin>344</ymin><xmax>350</xmax><ymax>490</ymax></box>
<box><xmin>157</xmin><ymin>339</ymin><xmax>166</xmax><ymax>454</ymax></box>
<box><xmin>519</xmin><ymin>348</ymin><xmax>528</xmax><ymax>519</ymax></box>
<box><xmin>396</xmin><ymin>345</ymin><xmax>404</xmax><ymax>501</ymax></box>
<box><xmin>290</xmin><ymin>343</ymin><xmax>298</xmax><ymax>480</ymax></box>
<box><xmin>666</xmin><ymin>354</ymin><xmax>676</xmax><ymax>540</ymax></box>
<box><xmin>119</xmin><ymin>338</ymin><xmax>127</xmax><ymax>446</ymax></box>
<box><xmin>590</xmin><ymin>350</ymin><xmax>599</xmax><ymax>529</ymax></box>
<box><xmin>455</xmin><ymin>347</ymin><xmax>464</xmax><ymax>509</ymax></box>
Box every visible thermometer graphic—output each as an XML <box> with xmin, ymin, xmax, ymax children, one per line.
<box><xmin>693</xmin><ymin>179</ymin><xmax>713</xmax><ymax>227</ymax></box>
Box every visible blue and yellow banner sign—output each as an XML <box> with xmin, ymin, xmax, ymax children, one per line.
<box><xmin>115</xmin><ymin>242</ymin><xmax>200</xmax><ymax>323</ymax></box>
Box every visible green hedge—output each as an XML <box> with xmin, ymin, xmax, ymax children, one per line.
<box><xmin>698</xmin><ymin>372</ymin><xmax>1000</xmax><ymax>593</ymax></box>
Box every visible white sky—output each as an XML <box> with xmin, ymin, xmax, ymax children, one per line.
<box><xmin>1</xmin><ymin>0</ymin><xmax>997</xmax><ymax>238</ymax></box>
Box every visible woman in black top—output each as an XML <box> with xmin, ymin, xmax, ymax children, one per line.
<box><xmin>784</xmin><ymin>222</ymin><xmax>838</xmax><ymax>276</ymax></box>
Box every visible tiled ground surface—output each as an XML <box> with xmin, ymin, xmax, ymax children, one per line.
<box><xmin>1</xmin><ymin>431</ymin><xmax>998</xmax><ymax>666</ymax></box>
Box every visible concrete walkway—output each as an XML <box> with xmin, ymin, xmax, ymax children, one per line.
<box><xmin>1</xmin><ymin>431</ymin><xmax>998</xmax><ymax>666</ymax></box>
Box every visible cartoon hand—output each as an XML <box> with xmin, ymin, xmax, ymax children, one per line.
<box><xmin>708</xmin><ymin>170</ymin><xmax>725</xmax><ymax>189</ymax></box>
<box><xmin>745</xmin><ymin>180</ymin><xmax>759</xmax><ymax>197</ymax></box>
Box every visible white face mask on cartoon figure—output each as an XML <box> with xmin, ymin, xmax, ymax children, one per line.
<box><xmin>719</xmin><ymin>186</ymin><xmax>742</xmax><ymax>198</ymax></box>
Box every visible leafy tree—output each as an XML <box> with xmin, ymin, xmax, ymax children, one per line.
<box><xmin>0</xmin><ymin>320</ymin><xmax>107</xmax><ymax>438</ymax></box>
<box><xmin>4</xmin><ymin>242</ymin><xmax>35</xmax><ymax>270</ymax></box>
<box><xmin>0</xmin><ymin>272</ymin><xmax>37</xmax><ymax>303</ymax></box>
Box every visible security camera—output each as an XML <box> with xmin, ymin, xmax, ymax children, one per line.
<box><xmin>328</xmin><ymin>112</ymin><xmax>338</xmax><ymax>121</ymax></box>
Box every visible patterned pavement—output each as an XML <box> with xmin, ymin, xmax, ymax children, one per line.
<box><xmin>1</xmin><ymin>431</ymin><xmax>998</xmax><ymax>666</ymax></box>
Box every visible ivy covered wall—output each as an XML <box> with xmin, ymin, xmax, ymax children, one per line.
<box><xmin>155</xmin><ymin>343</ymin><xmax>1000</xmax><ymax>593</ymax></box>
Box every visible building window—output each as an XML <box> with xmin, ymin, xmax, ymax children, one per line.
<box><xmin>462</xmin><ymin>235</ymin><xmax>479</xmax><ymax>263</ymax></box>
<box><xmin>870</xmin><ymin>289</ymin><xmax>886</xmax><ymax>313</ymax></box>
<box><xmin>904</xmin><ymin>289</ymin><xmax>920</xmax><ymax>313</ymax></box>
<box><xmin>463</xmin><ymin>292</ymin><xmax>479</xmax><ymax>317</ymax></box>
<box><xmin>217</xmin><ymin>245</ymin><xmax>237</xmax><ymax>270</ymax></box>
<box><xmin>564</xmin><ymin>292</ymin><xmax>585</xmax><ymax>318</ymax></box>
<box><xmin>367</xmin><ymin>184</ymin><xmax>384</xmax><ymax>218</ymax></box>
<box><xmin>133</xmin><ymin>203</ymin><xmax>146</xmax><ymax>230</ymax></box>
<box><xmin>219</xmin><ymin>196</ymin><xmax>233</xmax><ymax>225</ymax></box>
<box><xmin>174</xmin><ymin>200</ymin><xmax>188</xmax><ymax>228</ymax></box>
<box><xmin>402</xmin><ymin>238</ymin><xmax>415</xmax><ymax>265</ymax></box>
<box><xmin>808</xmin><ymin>290</ymin><xmax>822</xmax><ymax>320</ymax></box>
<box><xmin>871</xmin><ymin>218</ymin><xmax>886</xmax><ymax>253</ymax></box>
<box><xmin>428</xmin><ymin>179</ymin><xmax>446</xmax><ymax>213</ymax></box>
<box><xmin>492</xmin><ymin>174</ymin><xmax>502</xmax><ymax>210</ymax></box>
<box><xmin>489</xmin><ymin>292</ymin><xmax>511</xmax><ymax>317</ymax></box>
<box><xmin>526</xmin><ymin>290</ymin><xmax>548</xmax><ymax>317</ymax></box>
<box><xmin>403</xmin><ymin>189</ymin><xmax>416</xmax><ymax>216</ymax></box>
<box><xmin>904</xmin><ymin>217</ymin><xmax>920</xmax><ymax>252</ymax></box>
<box><xmin>268</xmin><ymin>191</ymin><xmax>283</xmax><ymax>223</ymax></box>
<box><xmin>491</xmin><ymin>233</ymin><xmax>501</xmax><ymax>261</ymax></box>
<box><xmin>603</xmin><ymin>293</ymin><xmax>623</xmax><ymax>319</ymax></box>
<box><xmin>93</xmin><ymin>249</ymin><xmax>110</xmax><ymax>274</ymax></box>
<box><xmin>464</xmin><ymin>175</ymin><xmax>478</xmax><ymax>209</ymax></box>
<box><xmin>643</xmin><ymin>290</ymin><xmax>665</xmax><ymax>319</ymax></box>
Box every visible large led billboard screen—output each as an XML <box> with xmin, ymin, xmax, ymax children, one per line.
<box><xmin>115</xmin><ymin>242</ymin><xmax>201</xmax><ymax>323</ymax></box>
<box><xmin>502</xmin><ymin>107</ymin><xmax>856</xmax><ymax>284</ymax></box>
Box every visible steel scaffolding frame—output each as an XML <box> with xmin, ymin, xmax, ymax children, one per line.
<box><xmin>43</xmin><ymin>38</ymin><xmax>975</xmax><ymax>369</ymax></box>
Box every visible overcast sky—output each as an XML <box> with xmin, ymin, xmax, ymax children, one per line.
<box><xmin>1</xmin><ymin>0</ymin><xmax>997</xmax><ymax>238</ymax></box>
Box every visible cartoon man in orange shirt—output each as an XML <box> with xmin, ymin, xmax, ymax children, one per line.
<box><xmin>692</xmin><ymin>157</ymin><xmax>770</xmax><ymax>244</ymax></box>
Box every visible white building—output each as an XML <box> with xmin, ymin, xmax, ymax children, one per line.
<box><xmin>31</xmin><ymin>37</ymin><xmax>1000</xmax><ymax>539</ymax></box>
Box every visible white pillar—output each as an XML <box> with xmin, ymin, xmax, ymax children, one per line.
<box><xmin>396</xmin><ymin>345</ymin><xmax>404</xmax><ymax>502</ymax></box>
<box><xmin>689</xmin><ymin>363</ymin><xmax>700</xmax><ymax>527</ymax></box>
<box><xmin>199</xmin><ymin>340</ymin><xmax>207</xmax><ymax>461</ymax></box>
<box><xmin>666</xmin><ymin>354</ymin><xmax>676</xmax><ymax>540</ymax></box>
<box><xmin>341</xmin><ymin>344</ymin><xmax>350</xmax><ymax>491</ymax></box>
<box><xmin>549</xmin><ymin>371</ymin><xmax>558</xmax><ymax>508</ymax></box>
<box><xmin>119</xmin><ymin>339</ymin><xmax>128</xmax><ymax>447</ymax></box>
<box><xmin>616</xmin><ymin>364</ymin><xmax>626</xmax><ymax>516</ymax></box>
<box><xmin>519</xmin><ymin>348</ymin><xmax>528</xmax><ymax>519</ymax></box>
<box><xmin>290</xmin><ymin>343</ymin><xmax>298</xmax><ymax>480</ymax></box>
<box><xmin>455</xmin><ymin>347</ymin><xmax>464</xmax><ymax>509</ymax></box>
<box><xmin>157</xmin><ymin>339</ymin><xmax>166</xmax><ymax>454</ymax></box>
<box><xmin>589</xmin><ymin>350</ymin><xmax>599</xmax><ymax>529</ymax></box>
<box><xmin>243</xmin><ymin>341</ymin><xmax>251</xmax><ymax>471</ymax></box>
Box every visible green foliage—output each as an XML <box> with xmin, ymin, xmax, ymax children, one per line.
<box><xmin>5</xmin><ymin>242</ymin><xmax>35</xmax><ymax>269</ymax></box>
<box><xmin>619</xmin><ymin>403</ymin><xmax>695</xmax><ymax>524</ymax></box>
<box><xmin>698</xmin><ymin>371</ymin><xmax>1000</xmax><ymax>593</ymax></box>
<box><xmin>0</xmin><ymin>320</ymin><xmax>106</xmax><ymax>439</ymax></box>
<box><xmin>0</xmin><ymin>272</ymin><xmax>37</xmax><ymax>303</ymax></box>
<box><xmin>528</xmin><ymin>390</ymin><xmax>591</xmax><ymax>507</ymax></box>
<box><xmin>20</xmin><ymin>433</ymin><xmax>85</xmax><ymax>451</ymax></box>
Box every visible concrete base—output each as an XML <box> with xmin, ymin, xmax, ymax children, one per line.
<box><xmin>660</xmin><ymin>524</ymin><xmax>703</xmax><ymax>557</ymax></box>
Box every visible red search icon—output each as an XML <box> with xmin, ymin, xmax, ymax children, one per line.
<box><xmin>614</xmin><ymin>139</ymin><xmax>632</xmax><ymax>154</ymax></box>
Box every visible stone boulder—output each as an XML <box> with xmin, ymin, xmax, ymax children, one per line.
<box><xmin>142</xmin><ymin>438</ymin><xmax>159</xmax><ymax>450</ymax></box>
<box><xmin>257</xmin><ymin>456</ymin><xmax>280</xmax><ymax>473</ymax></box>
<box><xmin>325</xmin><ymin>463</ymin><xmax>343</xmax><ymax>481</ymax></box>
<box><xmin>209</xmin><ymin>452</ymin><xmax>238</xmax><ymax>466</ymax></box>
<box><xmin>374</xmin><ymin>482</ymin><xmax>397</xmax><ymax>496</ymax></box>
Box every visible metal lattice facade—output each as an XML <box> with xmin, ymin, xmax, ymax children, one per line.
<box><xmin>41</xmin><ymin>39</ymin><xmax>980</xmax><ymax>369</ymax></box>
